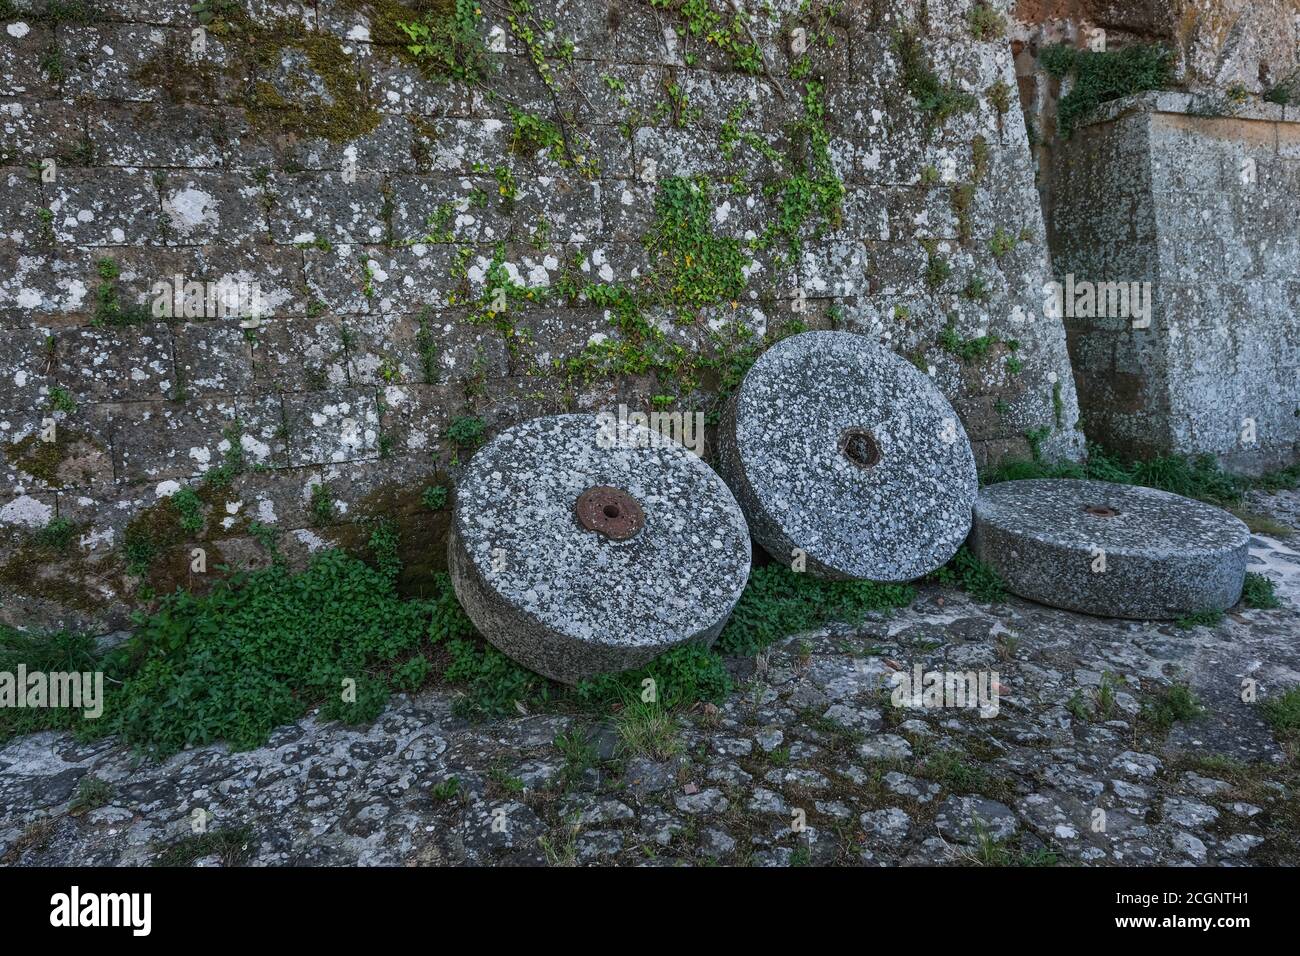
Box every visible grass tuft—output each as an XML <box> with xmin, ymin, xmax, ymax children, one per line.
<box><xmin>1140</xmin><ymin>683</ymin><xmax>1203</xmax><ymax>731</ymax></box>
<box><xmin>1261</xmin><ymin>687</ymin><xmax>1300</xmax><ymax>743</ymax></box>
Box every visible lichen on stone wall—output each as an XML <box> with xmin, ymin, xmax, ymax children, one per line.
<box><xmin>1</xmin><ymin>0</ymin><xmax>1087</xmax><ymax>630</ymax></box>
<box><xmin>6</xmin><ymin>429</ymin><xmax>106</xmax><ymax>488</ymax></box>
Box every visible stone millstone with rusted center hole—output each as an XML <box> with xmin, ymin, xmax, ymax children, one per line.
<box><xmin>448</xmin><ymin>414</ymin><xmax>751</xmax><ymax>685</ymax></box>
<box><xmin>970</xmin><ymin>479</ymin><xmax>1250</xmax><ymax>619</ymax></box>
<box><xmin>717</xmin><ymin>331</ymin><xmax>977</xmax><ymax>581</ymax></box>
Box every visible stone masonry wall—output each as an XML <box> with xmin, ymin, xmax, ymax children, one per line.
<box><xmin>1010</xmin><ymin>0</ymin><xmax>1300</xmax><ymax>235</ymax></box>
<box><xmin>1052</xmin><ymin>91</ymin><xmax>1300</xmax><ymax>471</ymax></box>
<box><xmin>0</xmin><ymin>0</ymin><xmax>1083</xmax><ymax>634</ymax></box>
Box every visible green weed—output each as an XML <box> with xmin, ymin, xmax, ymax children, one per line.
<box><xmin>893</xmin><ymin>27</ymin><xmax>977</xmax><ymax>124</ymax></box>
<box><xmin>717</xmin><ymin>564</ymin><xmax>914</xmax><ymax>656</ymax></box>
<box><xmin>1044</xmin><ymin>44</ymin><xmax>1174</xmax><ymax>138</ymax></box>
<box><xmin>928</xmin><ymin>546</ymin><xmax>1007</xmax><ymax>603</ymax></box>
<box><xmin>33</xmin><ymin>517</ymin><xmax>76</xmax><ymax>550</ymax></box>
<box><xmin>1261</xmin><ymin>687</ymin><xmax>1300</xmax><ymax>742</ymax></box>
<box><xmin>69</xmin><ymin>776</ymin><xmax>112</xmax><ymax>815</ymax></box>
<box><xmin>575</xmin><ymin>643</ymin><xmax>730</xmax><ymax>711</ymax></box>
<box><xmin>421</xmin><ymin>484</ymin><xmax>449</xmax><ymax>510</ymax></box>
<box><xmin>48</xmin><ymin>387</ymin><xmax>76</xmax><ymax>413</ymax></box>
<box><xmin>154</xmin><ymin>827</ymin><xmax>252</xmax><ymax>867</ymax></box>
<box><xmin>397</xmin><ymin>0</ymin><xmax>490</xmax><ymax>84</ymax></box>
<box><xmin>431</xmin><ymin>776</ymin><xmax>463</xmax><ymax>801</ymax></box>
<box><xmin>1139</xmin><ymin>684</ymin><xmax>1203</xmax><ymax>731</ymax></box>
<box><xmin>446</xmin><ymin>415</ymin><xmax>486</xmax><ymax>449</ymax></box>
<box><xmin>966</xmin><ymin>3</ymin><xmax>1006</xmax><ymax>41</ymax></box>
<box><xmin>1176</xmin><ymin>609</ymin><xmax>1224</xmax><ymax>630</ymax></box>
<box><xmin>0</xmin><ymin>628</ymin><xmax>101</xmax><ymax>740</ymax></box>
<box><xmin>981</xmin><ymin>444</ymin><xmax>1244</xmax><ymax>507</ymax></box>
<box><xmin>1242</xmin><ymin>572</ymin><xmax>1281</xmax><ymax>610</ymax></box>
<box><xmin>91</xmin><ymin>552</ymin><xmax>463</xmax><ymax>757</ymax></box>
<box><xmin>613</xmin><ymin>695</ymin><xmax>682</xmax><ymax>760</ymax></box>
<box><xmin>444</xmin><ymin>636</ymin><xmax>551</xmax><ymax>719</ymax></box>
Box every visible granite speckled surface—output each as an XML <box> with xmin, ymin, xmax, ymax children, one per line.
<box><xmin>449</xmin><ymin>414</ymin><xmax>751</xmax><ymax>684</ymax></box>
<box><xmin>971</xmin><ymin>479</ymin><xmax>1251</xmax><ymax>619</ymax></box>
<box><xmin>718</xmin><ymin>331</ymin><xmax>977</xmax><ymax>581</ymax></box>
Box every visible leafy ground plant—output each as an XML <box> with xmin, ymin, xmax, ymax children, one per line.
<box><xmin>443</xmin><ymin>636</ymin><xmax>552</xmax><ymax>719</ymax></box>
<box><xmin>1175</xmin><ymin>608</ymin><xmax>1224</xmax><ymax>630</ymax></box>
<box><xmin>927</xmin><ymin>546</ymin><xmax>1007</xmax><ymax>603</ymax></box>
<box><xmin>397</xmin><ymin>0</ymin><xmax>490</xmax><ymax>84</ymax></box>
<box><xmin>575</xmin><ymin>643</ymin><xmax>731</xmax><ymax>711</ymax></box>
<box><xmin>0</xmin><ymin>540</ymin><xmax>482</xmax><ymax>755</ymax></box>
<box><xmin>716</xmin><ymin>563</ymin><xmax>915</xmax><ymax>656</ymax></box>
<box><xmin>100</xmin><ymin>550</ymin><xmax>451</xmax><ymax>756</ymax></box>
<box><xmin>0</xmin><ymin>628</ymin><xmax>101</xmax><ymax>740</ymax></box>
<box><xmin>1242</xmin><ymin>572</ymin><xmax>1281</xmax><ymax>610</ymax></box>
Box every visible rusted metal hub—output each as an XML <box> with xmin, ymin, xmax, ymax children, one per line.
<box><xmin>575</xmin><ymin>486</ymin><xmax>645</xmax><ymax>540</ymax></box>
<box><xmin>839</xmin><ymin>428</ymin><xmax>882</xmax><ymax>470</ymax></box>
<box><xmin>1083</xmin><ymin>505</ymin><xmax>1120</xmax><ymax>518</ymax></box>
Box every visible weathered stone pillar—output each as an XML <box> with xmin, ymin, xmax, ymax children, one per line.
<box><xmin>1051</xmin><ymin>92</ymin><xmax>1300</xmax><ymax>472</ymax></box>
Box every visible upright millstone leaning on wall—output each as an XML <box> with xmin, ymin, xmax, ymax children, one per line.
<box><xmin>718</xmin><ymin>331</ymin><xmax>978</xmax><ymax>581</ymax></box>
<box><xmin>448</xmin><ymin>414</ymin><xmax>751</xmax><ymax>684</ymax></box>
<box><xmin>0</xmin><ymin>0</ymin><xmax>1082</xmax><ymax>634</ymax></box>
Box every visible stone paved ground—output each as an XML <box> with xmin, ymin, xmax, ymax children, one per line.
<box><xmin>3</xmin><ymin>492</ymin><xmax>1298</xmax><ymax>867</ymax></box>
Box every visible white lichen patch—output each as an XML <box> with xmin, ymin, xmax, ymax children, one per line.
<box><xmin>0</xmin><ymin>494</ymin><xmax>52</xmax><ymax>528</ymax></box>
<box><xmin>293</xmin><ymin>528</ymin><xmax>328</xmax><ymax>552</ymax></box>
<box><xmin>154</xmin><ymin>480</ymin><xmax>181</xmax><ymax>499</ymax></box>
<box><xmin>163</xmin><ymin>186</ymin><xmax>220</xmax><ymax>236</ymax></box>
<box><xmin>240</xmin><ymin>433</ymin><xmax>272</xmax><ymax>463</ymax></box>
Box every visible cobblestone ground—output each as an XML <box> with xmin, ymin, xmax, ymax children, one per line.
<box><xmin>3</xmin><ymin>492</ymin><xmax>1298</xmax><ymax>868</ymax></box>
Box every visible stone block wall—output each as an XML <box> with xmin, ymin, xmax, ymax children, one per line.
<box><xmin>0</xmin><ymin>0</ymin><xmax>1083</xmax><ymax>633</ymax></box>
<box><xmin>1010</xmin><ymin>0</ymin><xmax>1300</xmax><ymax>234</ymax></box>
<box><xmin>1052</xmin><ymin>91</ymin><xmax>1300</xmax><ymax>470</ymax></box>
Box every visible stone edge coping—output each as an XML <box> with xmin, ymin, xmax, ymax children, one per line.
<box><xmin>1078</xmin><ymin>90</ymin><xmax>1295</xmax><ymax>129</ymax></box>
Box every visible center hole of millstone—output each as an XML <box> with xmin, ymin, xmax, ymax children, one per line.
<box><xmin>839</xmin><ymin>428</ymin><xmax>882</xmax><ymax>469</ymax></box>
<box><xmin>575</xmin><ymin>486</ymin><xmax>645</xmax><ymax>541</ymax></box>
<box><xmin>1084</xmin><ymin>505</ymin><xmax>1120</xmax><ymax>518</ymax></box>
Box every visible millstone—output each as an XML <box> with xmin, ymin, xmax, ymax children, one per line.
<box><xmin>717</xmin><ymin>330</ymin><xmax>977</xmax><ymax>581</ymax></box>
<box><xmin>970</xmin><ymin>479</ymin><xmax>1250</xmax><ymax>619</ymax></box>
<box><xmin>448</xmin><ymin>414</ymin><xmax>751</xmax><ymax>685</ymax></box>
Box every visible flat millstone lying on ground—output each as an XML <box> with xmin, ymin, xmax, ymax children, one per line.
<box><xmin>717</xmin><ymin>331</ymin><xmax>977</xmax><ymax>581</ymax></box>
<box><xmin>449</xmin><ymin>414</ymin><xmax>750</xmax><ymax>685</ymax></box>
<box><xmin>3</xmin><ymin>525</ymin><xmax>1296</xmax><ymax>867</ymax></box>
<box><xmin>971</xmin><ymin>479</ymin><xmax>1250</xmax><ymax>619</ymax></box>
